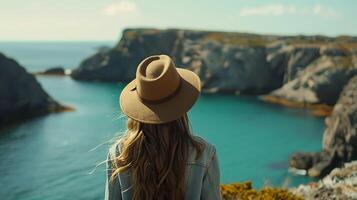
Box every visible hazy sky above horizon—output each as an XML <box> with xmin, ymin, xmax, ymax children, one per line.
<box><xmin>1</xmin><ymin>0</ymin><xmax>357</xmax><ymax>41</ymax></box>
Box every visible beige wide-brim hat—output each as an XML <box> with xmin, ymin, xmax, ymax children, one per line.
<box><xmin>119</xmin><ymin>55</ymin><xmax>201</xmax><ymax>124</ymax></box>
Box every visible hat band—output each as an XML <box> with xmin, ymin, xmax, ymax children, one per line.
<box><xmin>136</xmin><ymin>79</ymin><xmax>182</xmax><ymax>105</ymax></box>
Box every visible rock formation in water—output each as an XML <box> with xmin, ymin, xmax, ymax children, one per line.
<box><xmin>291</xmin><ymin>161</ymin><xmax>357</xmax><ymax>200</ymax></box>
<box><xmin>289</xmin><ymin>76</ymin><xmax>357</xmax><ymax>177</ymax></box>
<box><xmin>0</xmin><ymin>53</ymin><xmax>69</xmax><ymax>128</ymax></box>
<box><xmin>72</xmin><ymin>29</ymin><xmax>357</xmax><ymax>99</ymax></box>
<box><xmin>34</xmin><ymin>66</ymin><xmax>66</xmax><ymax>76</ymax></box>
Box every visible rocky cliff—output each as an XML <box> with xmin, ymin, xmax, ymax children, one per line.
<box><xmin>265</xmin><ymin>46</ymin><xmax>357</xmax><ymax>106</ymax></box>
<box><xmin>72</xmin><ymin>29</ymin><xmax>357</xmax><ymax>97</ymax></box>
<box><xmin>289</xmin><ymin>76</ymin><xmax>357</xmax><ymax>178</ymax></box>
<box><xmin>0</xmin><ymin>53</ymin><xmax>68</xmax><ymax>128</ymax></box>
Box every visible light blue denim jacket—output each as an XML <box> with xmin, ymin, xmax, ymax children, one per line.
<box><xmin>104</xmin><ymin>136</ymin><xmax>222</xmax><ymax>200</ymax></box>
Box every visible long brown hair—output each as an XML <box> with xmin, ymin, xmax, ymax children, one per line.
<box><xmin>110</xmin><ymin>113</ymin><xmax>204</xmax><ymax>200</ymax></box>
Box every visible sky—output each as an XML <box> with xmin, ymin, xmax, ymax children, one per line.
<box><xmin>1</xmin><ymin>0</ymin><xmax>357</xmax><ymax>41</ymax></box>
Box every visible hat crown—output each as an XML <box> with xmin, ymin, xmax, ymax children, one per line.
<box><xmin>144</xmin><ymin>60</ymin><xmax>165</xmax><ymax>79</ymax></box>
<box><xmin>136</xmin><ymin>55</ymin><xmax>181</xmax><ymax>101</ymax></box>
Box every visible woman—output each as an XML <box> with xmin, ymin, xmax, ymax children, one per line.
<box><xmin>105</xmin><ymin>55</ymin><xmax>221</xmax><ymax>200</ymax></box>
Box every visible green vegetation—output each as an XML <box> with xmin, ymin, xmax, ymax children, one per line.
<box><xmin>201</xmin><ymin>33</ymin><xmax>271</xmax><ymax>46</ymax></box>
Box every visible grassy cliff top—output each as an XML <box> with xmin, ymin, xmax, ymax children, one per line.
<box><xmin>120</xmin><ymin>28</ymin><xmax>357</xmax><ymax>48</ymax></box>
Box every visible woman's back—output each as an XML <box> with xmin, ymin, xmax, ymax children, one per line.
<box><xmin>105</xmin><ymin>136</ymin><xmax>221</xmax><ymax>200</ymax></box>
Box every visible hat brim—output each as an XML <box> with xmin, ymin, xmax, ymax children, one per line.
<box><xmin>119</xmin><ymin>68</ymin><xmax>201</xmax><ymax>124</ymax></box>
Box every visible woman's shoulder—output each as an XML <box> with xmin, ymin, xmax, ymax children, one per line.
<box><xmin>108</xmin><ymin>140</ymin><xmax>123</xmax><ymax>159</ymax></box>
<box><xmin>192</xmin><ymin>135</ymin><xmax>216</xmax><ymax>152</ymax></box>
<box><xmin>188</xmin><ymin>135</ymin><xmax>217</xmax><ymax>167</ymax></box>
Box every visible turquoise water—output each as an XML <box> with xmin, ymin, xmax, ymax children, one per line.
<box><xmin>0</xmin><ymin>42</ymin><xmax>323</xmax><ymax>200</ymax></box>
